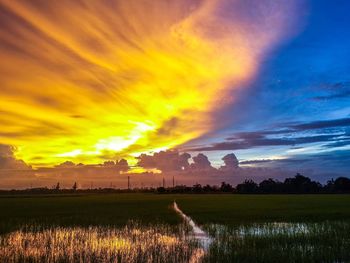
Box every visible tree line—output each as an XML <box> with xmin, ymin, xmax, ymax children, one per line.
<box><xmin>0</xmin><ymin>174</ymin><xmax>349</xmax><ymax>195</ymax></box>
<box><xmin>158</xmin><ymin>174</ymin><xmax>350</xmax><ymax>194</ymax></box>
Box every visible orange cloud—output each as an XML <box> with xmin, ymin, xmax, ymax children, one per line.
<box><xmin>0</xmin><ymin>0</ymin><xmax>299</xmax><ymax>167</ymax></box>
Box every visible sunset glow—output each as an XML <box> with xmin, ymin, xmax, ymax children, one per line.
<box><xmin>0</xmin><ymin>0</ymin><xmax>295</xmax><ymax>167</ymax></box>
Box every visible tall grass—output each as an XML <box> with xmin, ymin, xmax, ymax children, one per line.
<box><xmin>203</xmin><ymin>221</ymin><xmax>350</xmax><ymax>263</ymax></box>
<box><xmin>0</xmin><ymin>222</ymin><xmax>201</xmax><ymax>263</ymax></box>
<box><xmin>1</xmin><ymin>195</ymin><xmax>350</xmax><ymax>262</ymax></box>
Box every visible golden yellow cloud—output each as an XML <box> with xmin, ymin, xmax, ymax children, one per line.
<box><xmin>0</xmin><ymin>0</ymin><xmax>297</xmax><ymax>167</ymax></box>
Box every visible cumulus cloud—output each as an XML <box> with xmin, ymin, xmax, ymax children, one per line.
<box><xmin>136</xmin><ymin>151</ymin><xmax>220</xmax><ymax>172</ymax></box>
<box><xmin>0</xmin><ymin>144</ymin><xmax>31</xmax><ymax>170</ymax></box>
<box><xmin>190</xmin><ymin>153</ymin><xmax>214</xmax><ymax>171</ymax></box>
<box><xmin>220</xmin><ymin>153</ymin><xmax>239</xmax><ymax>170</ymax></box>
<box><xmin>101</xmin><ymin>159</ymin><xmax>129</xmax><ymax>172</ymax></box>
<box><xmin>54</xmin><ymin>159</ymin><xmax>129</xmax><ymax>172</ymax></box>
<box><xmin>2</xmin><ymin>147</ymin><xmax>346</xmax><ymax>188</ymax></box>
<box><xmin>137</xmin><ymin>150</ymin><xmax>190</xmax><ymax>172</ymax></box>
<box><xmin>136</xmin><ymin>151</ymin><xmax>241</xmax><ymax>173</ymax></box>
<box><xmin>55</xmin><ymin>161</ymin><xmax>76</xmax><ymax>168</ymax></box>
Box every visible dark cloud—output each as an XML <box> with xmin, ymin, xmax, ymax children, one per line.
<box><xmin>306</xmin><ymin>150</ymin><xmax>350</xmax><ymax>164</ymax></box>
<box><xmin>137</xmin><ymin>150</ymin><xmax>190</xmax><ymax>172</ymax></box>
<box><xmin>240</xmin><ymin>159</ymin><xmax>275</xmax><ymax>165</ymax></box>
<box><xmin>188</xmin><ymin>117</ymin><xmax>350</xmax><ymax>151</ymax></box>
<box><xmin>190</xmin><ymin>153</ymin><xmax>214</xmax><ymax>170</ymax></box>
<box><xmin>101</xmin><ymin>159</ymin><xmax>129</xmax><ymax>172</ymax></box>
<box><xmin>290</xmin><ymin>118</ymin><xmax>350</xmax><ymax>131</ymax></box>
<box><xmin>240</xmin><ymin>158</ymin><xmax>311</xmax><ymax>165</ymax></box>
<box><xmin>136</xmin><ymin>151</ymin><xmax>218</xmax><ymax>172</ymax></box>
<box><xmin>54</xmin><ymin>159</ymin><xmax>129</xmax><ymax>172</ymax></box>
<box><xmin>0</xmin><ymin>144</ymin><xmax>31</xmax><ymax>170</ymax></box>
<box><xmin>313</xmin><ymin>91</ymin><xmax>350</xmax><ymax>100</ymax></box>
<box><xmin>191</xmin><ymin>134</ymin><xmax>341</xmax><ymax>151</ymax></box>
<box><xmin>312</xmin><ymin>82</ymin><xmax>350</xmax><ymax>100</ymax></box>
<box><xmin>322</xmin><ymin>138</ymin><xmax>350</xmax><ymax>148</ymax></box>
<box><xmin>225</xmin><ymin>129</ymin><xmax>290</xmax><ymax>141</ymax></box>
<box><xmin>220</xmin><ymin>153</ymin><xmax>239</xmax><ymax>170</ymax></box>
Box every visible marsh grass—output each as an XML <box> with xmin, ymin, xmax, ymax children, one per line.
<box><xmin>1</xmin><ymin>194</ymin><xmax>350</xmax><ymax>262</ymax></box>
<box><xmin>203</xmin><ymin>221</ymin><xmax>350</xmax><ymax>263</ymax></box>
<box><xmin>0</xmin><ymin>222</ymin><xmax>202</xmax><ymax>263</ymax></box>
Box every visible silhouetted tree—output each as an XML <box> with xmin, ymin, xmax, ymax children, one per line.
<box><xmin>192</xmin><ymin>184</ymin><xmax>203</xmax><ymax>193</ymax></box>
<box><xmin>220</xmin><ymin>182</ymin><xmax>233</xmax><ymax>192</ymax></box>
<box><xmin>157</xmin><ymin>187</ymin><xmax>166</xmax><ymax>193</ymax></box>
<box><xmin>236</xmin><ymin>179</ymin><xmax>258</xmax><ymax>194</ymax></box>
<box><xmin>332</xmin><ymin>177</ymin><xmax>350</xmax><ymax>193</ymax></box>
<box><xmin>283</xmin><ymin>173</ymin><xmax>321</xmax><ymax>193</ymax></box>
<box><xmin>203</xmin><ymin>184</ymin><xmax>214</xmax><ymax>192</ymax></box>
<box><xmin>1</xmin><ymin>175</ymin><xmax>349</xmax><ymax>195</ymax></box>
<box><xmin>325</xmin><ymin>179</ymin><xmax>335</xmax><ymax>192</ymax></box>
<box><xmin>259</xmin><ymin>178</ymin><xmax>283</xmax><ymax>193</ymax></box>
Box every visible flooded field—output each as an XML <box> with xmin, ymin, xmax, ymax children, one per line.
<box><xmin>1</xmin><ymin>212</ymin><xmax>350</xmax><ymax>262</ymax></box>
<box><xmin>204</xmin><ymin>221</ymin><xmax>350</xmax><ymax>263</ymax></box>
<box><xmin>0</xmin><ymin>223</ymin><xmax>201</xmax><ymax>263</ymax></box>
<box><xmin>1</xmin><ymin>194</ymin><xmax>350</xmax><ymax>262</ymax></box>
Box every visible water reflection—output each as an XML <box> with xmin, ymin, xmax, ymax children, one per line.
<box><xmin>208</xmin><ymin>222</ymin><xmax>314</xmax><ymax>238</ymax></box>
<box><xmin>203</xmin><ymin>221</ymin><xmax>350</xmax><ymax>262</ymax></box>
<box><xmin>2</xmin><ymin>220</ymin><xmax>347</xmax><ymax>262</ymax></box>
<box><xmin>0</xmin><ymin>224</ymin><xmax>200</xmax><ymax>263</ymax></box>
<box><xmin>173</xmin><ymin>201</ymin><xmax>212</xmax><ymax>263</ymax></box>
<box><xmin>173</xmin><ymin>201</ymin><xmax>212</xmax><ymax>250</ymax></box>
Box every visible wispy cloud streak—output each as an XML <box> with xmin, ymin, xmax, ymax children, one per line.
<box><xmin>0</xmin><ymin>0</ymin><xmax>299</xmax><ymax>166</ymax></box>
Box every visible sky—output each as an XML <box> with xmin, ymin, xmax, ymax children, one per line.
<box><xmin>189</xmin><ymin>0</ymin><xmax>350</xmax><ymax>179</ymax></box>
<box><xmin>0</xmin><ymin>0</ymin><xmax>349</xmax><ymax>188</ymax></box>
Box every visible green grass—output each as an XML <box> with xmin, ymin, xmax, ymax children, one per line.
<box><xmin>175</xmin><ymin>194</ymin><xmax>350</xmax><ymax>225</ymax></box>
<box><xmin>1</xmin><ymin>194</ymin><xmax>350</xmax><ymax>262</ymax></box>
<box><xmin>1</xmin><ymin>194</ymin><xmax>350</xmax><ymax>233</ymax></box>
<box><xmin>0</xmin><ymin>193</ymin><xmax>179</xmax><ymax>233</ymax></box>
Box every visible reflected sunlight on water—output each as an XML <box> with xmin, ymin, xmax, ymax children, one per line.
<box><xmin>0</xmin><ymin>224</ymin><xmax>201</xmax><ymax>263</ymax></box>
<box><xmin>1</xmin><ymin>221</ymin><xmax>349</xmax><ymax>262</ymax></box>
<box><xmin>203</xmin><ymin>221</ymin><xmax>350</xmax><ymax>263</ymax></box>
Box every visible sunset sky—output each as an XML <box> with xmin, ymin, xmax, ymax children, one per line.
<box><xmin>0</xmin><ymin>0</ymin><xmax>349</xmax><ymax>188</ymax></box>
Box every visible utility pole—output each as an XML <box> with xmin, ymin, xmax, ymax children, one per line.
<box><xmin>127</xmin><ymin>176</ymin><xmax>130</xmax><ymax>190</ymax></box>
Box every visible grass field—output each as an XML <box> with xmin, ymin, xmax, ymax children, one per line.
<box><xmin>1</xmin><ymin>193</ymin><xmax>350</xmax><ymax>262</ymax></box>
<box><xmin>175</xmin><ymin>194</ymin><xmax>350</xmax><ymax>225</ymax></box>
<box><xmin>1</xmin><ymin>194</ymin><xmax>350</xmax><ymax>232</ymax></box>
<box><xmin>0</xmin><ymin>194</ymin><xmax>179</xmax><ymax>234</ymax></box>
